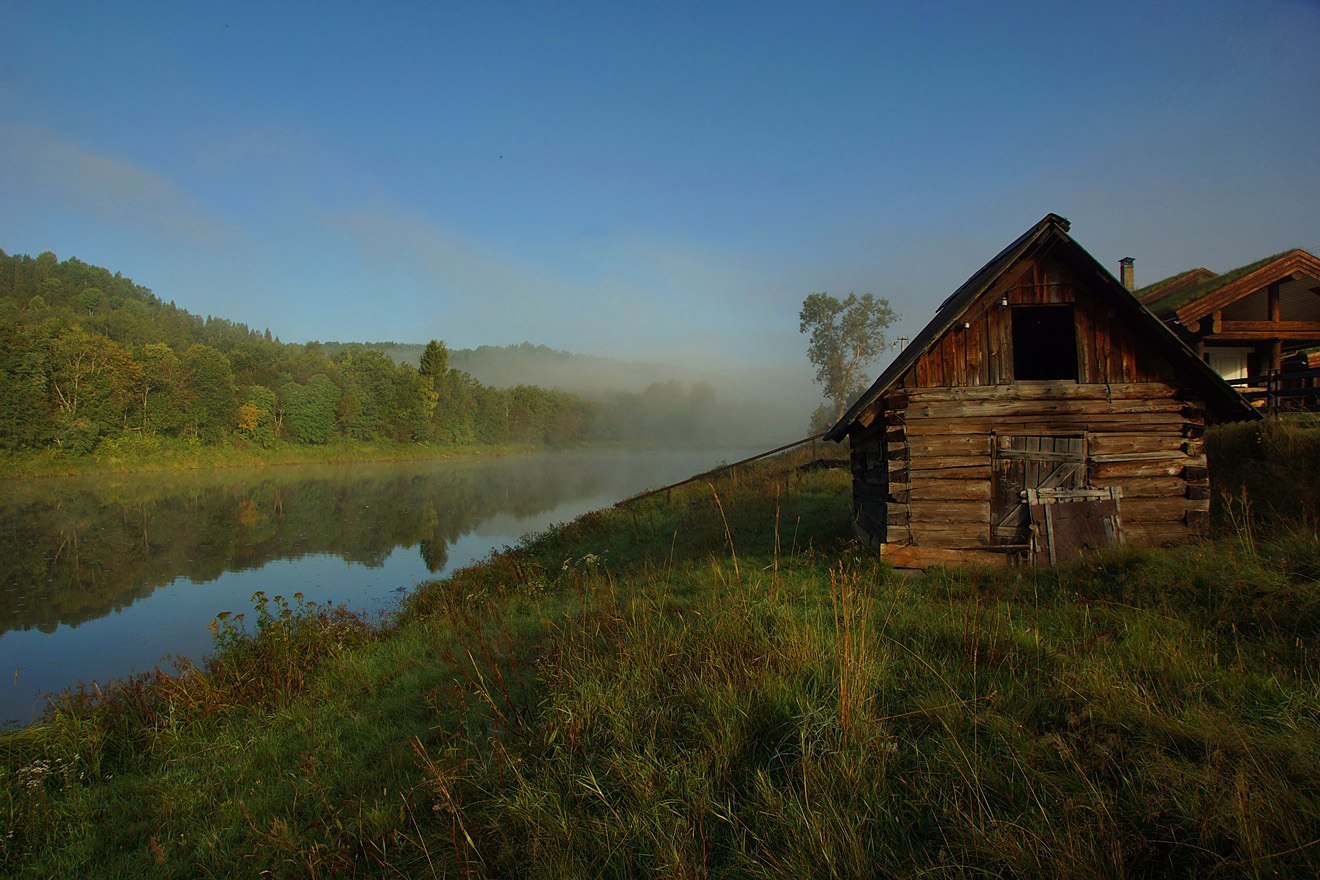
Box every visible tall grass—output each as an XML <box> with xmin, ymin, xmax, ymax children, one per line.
<box><xmin>829</xmin><ymin>562</ymin><xmax>873</xmax><ymax>745</ymax></box>
<box><xmin>1208</xmin><ymin>418</ymin><xmax>1320</xmax><ymax>527</ymax></box>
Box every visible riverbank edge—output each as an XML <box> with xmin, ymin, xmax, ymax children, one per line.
<box><xmin>0</xmin><ymin>436</ymin><xmax>578</xmax><ymax>480</ymax></box>
<box><xmin>0</xmin><ymin>436</ymin><xmax>779</xmax><ymax>481</ymax></box>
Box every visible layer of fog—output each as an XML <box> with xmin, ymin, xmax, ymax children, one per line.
<box><xmin>328</xmin><ymin>341</ymin><xmax>830</xmax><ymax>450</ymax></box>
<box><xmin>452</xmin><ymin>344</ymin><xmax>823</xmax><ymax>448</ymax></box>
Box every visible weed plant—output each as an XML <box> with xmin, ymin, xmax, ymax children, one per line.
<box><xmin>2</xmin><ymin>445</ymin><xmax>1317</xmax><ymax>877</ymax></box>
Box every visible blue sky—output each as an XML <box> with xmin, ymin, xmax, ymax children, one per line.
<box><xmin>2</xmin><ymin>1</ymin><xmax>1317</xmax><ymax>393</ymax></box>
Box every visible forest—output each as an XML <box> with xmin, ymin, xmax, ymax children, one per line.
<box><xmin>0</xmin><ymin>249</ymin><xmax>719</xmax><ymax>454</ymax></box>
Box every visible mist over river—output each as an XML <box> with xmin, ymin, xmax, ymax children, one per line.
<box><xmin>0</xmin><ymin>448</ymin><xmax>755</xmax><ymax>725</ymax></box>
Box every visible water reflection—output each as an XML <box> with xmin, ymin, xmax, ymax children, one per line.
<box><xmin>0</xmin><ymin>449</ymin><xmax>749</xmax><ymax>724</ymax></box>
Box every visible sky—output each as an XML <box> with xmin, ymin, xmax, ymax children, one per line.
<box><xmin>2</xmin><ymin>1</ymin><xmax>1318</xmax><ymax>405</ymax></box>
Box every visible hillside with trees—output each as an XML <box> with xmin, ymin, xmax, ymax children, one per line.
<box><xmin>320</xmin><ymin>341</ymin><xmax>714</xmax><ymax>400</ymax></box>
<box><xmin>0</xmin><ymin>249</ymin><xmax>729</xmax><ymax>457</ymax></box>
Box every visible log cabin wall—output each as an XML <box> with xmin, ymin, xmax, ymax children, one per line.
<box><xmin>849</xmin><ymin>250</ymin><xmax>1213</xmax><ymax>552</ymax></box>
<box><xmin>848</xmin><ymin>420</ymin><xmax>888</xmax><ymax>548</ymax></box>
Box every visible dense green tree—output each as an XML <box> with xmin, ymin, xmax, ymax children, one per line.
<box><xmin>433</xmin><ymin>369</ymin><xmax>478</xmax><ymax>443</ymax></box>
<box><xmin>335</xmin><ymin>348</ymin><xmax>391</xmax><ymax>439</ymax></box>
<box><xmin>472</xmin><ymin>385</ymin><xmax>509</xmax><ymax>444</ymax></box>
<box><xmin>135</xmin><ymin>343</ymin><xmax>185</xmax><ymax>434</ymax></box>
<box><xmin>331</xmin><ymin>348</ymin><xmax>437</xmax><ymax>442</ymax></box>
<box><xmin>336</xmin><ymin>391</ymin><xmax>361</xmax><ymax>437</ymax></box>
<box><xmin>541</xmin><ymin>389</ymin><xmax>595</xmax><ymax>446</ymax></box>
<box><xmin>419</xmin><ymin>340</ymin><xmax>450</xmax><ymax>384</ymax></box>
<box><xmin>47</xmin><ymin>326</ymin><xmax>105</xmax><ymax>419</ymax></box>
<box><xmin>281</xmin><ymin>342</ymin><xmax>334</xmax><ymax>384</ymax></box>
<box><xmin>0</xmin><ymin>321</ymin><xmax>53</xmax><ymax>448</ymax></box>
<box><xmin>47</xmin><ymin>326</ymin><xmax>138</xmax><ymax>447</ymax></box>
<box><xmin>393</xmin><ymin>366</ymin><xmax>438</xmax><ymax>441</ymax></box>
<box><xmin>101</xmin><ymin>299</ymin><xmax>157</xmax><ymax>347</ymax></box>
<box><xmin>280</xmin><ymin>375</ymin><xmax>340</xmax><ymax>444</ymax></box>
<box><xmin>80</xmin><ymin>287</ymin><xmax>103</xmax><ymax>315</ymax></box>
<box><xmin>799</xmin><ymin>291</ymin><xmax>897</xmax><ymax>422</ymax></box>
<box><xmin>227</xmin><ymin>340</ymin><xmax>285</xmax><ymax>390</ymax></box>
<box><xmin>237</xmin><ymin>385</ymin><xmax>278</xmax><ymax>447</ymax></box>
<box><xmin>179</xmin><ymin>344</ymin><xmax>237</xmax><ymax>440</ymax></box>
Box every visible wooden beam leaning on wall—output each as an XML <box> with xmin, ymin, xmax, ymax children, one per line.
<box><xmin>879</xmin><ymin>544</ymin><xmax>1011</xmax><ymax>570</ymax></box>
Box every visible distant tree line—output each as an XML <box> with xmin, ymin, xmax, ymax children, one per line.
<box><xmin>0</xmin><ymin>249</ymin><xmax>716</xmax><ymax>453</ymax></box>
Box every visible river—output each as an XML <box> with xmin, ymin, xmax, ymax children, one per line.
<box><xmin>0</xmin><ymin>448</ymin><xmax>755</xmax><ymax>725</ymax></box>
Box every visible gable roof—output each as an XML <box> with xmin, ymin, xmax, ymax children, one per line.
<box><xmin>824</xmin><ymin>213</ymin><xmax>1258</xmax><ymax>442</ymax></box>
<box><xmin>1147</xmin><ymin>248</ymin><xmax>1320</xmax><ymax>323</ymax></box>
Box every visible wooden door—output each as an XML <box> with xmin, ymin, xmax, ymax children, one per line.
<box><xmin>1026</xmin><ymin>487</ymin><xmax>1124</xmax><ymax>563</ymax></box>
<box><xmin>991</xmin><ymin>435</ymin><xmax>1086</xmax><ymax>546</ymax></box>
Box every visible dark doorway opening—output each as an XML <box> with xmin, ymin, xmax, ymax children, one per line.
<box><xmin>1012</xmin><ymin>306</ymin><xmax>1078</xmax><ymax>380</ymax></box>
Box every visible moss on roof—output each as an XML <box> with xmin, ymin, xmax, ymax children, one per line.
<box><xmin>1148</xmin><ymin>250</ymin><xmax>1299</xmax><ymax>318</ymax></box>
<box><xmin>1135</xmin><ymin>267</ymin><xmax>1211</xmax><ymax>302</ymax></box>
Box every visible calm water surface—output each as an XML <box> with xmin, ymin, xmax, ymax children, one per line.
<box><xmin>0</xmin><ymin>448</ymin><xmax>754</xmax><ymax>725</ymax></box>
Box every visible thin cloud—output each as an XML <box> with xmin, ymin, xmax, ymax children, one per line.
<box><xmin>0</xmin><ymin>124</ymin><xmax>230</xmax><ymax>244</ymax></box>
<box><xmin>190</xmin><ymin>123</ymin><xmax>329</xmax><ymax>174</ymax></box>
<box><xmin>331</xmin><ymin>206</ymin><xmax>763</xmax><ymax>361</ymax></box>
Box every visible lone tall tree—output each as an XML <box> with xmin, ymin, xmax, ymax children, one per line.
<box><xmin>799</xmin><ymin>291</ymin><xmax>897</xmax><ymax>423</ymax></box>
<box><xmin>419</xmin><ymin>340</ymin><xmax>450</xmax><ymax>386</ymax></box>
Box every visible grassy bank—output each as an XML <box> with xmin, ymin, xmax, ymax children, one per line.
<box><xmin>0</xmin><ymin>434</ymin><xmax>548</xmax><ymax>479</ymax></box>
<box><xmin>3</xmin><ymin>439</ymin><xmax>1318</xmax><ymax>877</ymax></box>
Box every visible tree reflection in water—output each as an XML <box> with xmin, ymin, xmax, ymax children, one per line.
<box><xmin>2</xmin><ymin>451</ymin><xmax>755</xmax><ymax>728</ymax></box>
<box><xmin>0</xmin><ymin>450</ymin><xmax>742</xmax><ymax>635</ymax></box>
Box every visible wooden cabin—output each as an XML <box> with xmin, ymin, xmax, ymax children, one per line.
<box><xmin>1137</xmin><ymin>248</ymin><xmax>1320</xmax><ymax>379</ymax></box>
<box><xmin>825</xmin><ymin>213</ymin><xmax>1259</xmax><ymax>568</ymax></box>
